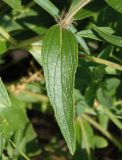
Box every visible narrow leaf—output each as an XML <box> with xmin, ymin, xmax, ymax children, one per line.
<box><xmin>79</xmin><ymin>119</ymin><xmax>92</xmax><ymax>160</ymax></box>
<box><xmin>77</xmin><ymin>29</ymin><xmax>101</xmax><ymax>41</ymax></box>
<box><xmin>93</xmin><ymin>25</ymin><xmax>122</xmax><ymax>47</ymax></box>
<box><xmin>95</xmin><ymin>136</ymin><xmax>108</xmax><ymax>148</ymax></box>
<box><xmin>102</xmin><ymin>106</ymin><xmax>122</xmax><ymax>130</ymax></box>
<box><xmin>34</xmin><ymin>0</ymin><xmax>59</xmax><ymax>18</ymax></box>
<box><xmin>41</xmin><ymin>25</ymin><xmax>78</xmax><ymax>154</ymax></box>
<box><xmin>29</xmin><ymin>41</ymin><xmax>42</xmax><ymax>65</ymax></box>
<box><xmin>0</xmin><ymin>78</ymin><xmax>11</xmax><ymax>107</ymax></box>
<box><xmin>106</xmin><ymin>0</ymin><xmax>122</xmax><ymax>13</ymax></box>
<box><xmin>3</xmin><ymin>0</ymin><xmax>22</xmax><ymax>11</ymax></box>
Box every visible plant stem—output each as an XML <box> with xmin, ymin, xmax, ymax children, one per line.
<box><xmin>0</xmin><ymin>27</ymin><xmax>17</xmax><ymax>46</ymax></box>
<box><xmin>60</xmin><ymin>0</ymin><xmax>91</xmax><ymax>27</ymax></box>
<box><xmin>9</xmin><ymin>140</ymin><xmax>30</xmax><ymax>160</ymax></box>
<box><xmin>102</xmin><ymin>107</ymin><xmax>122</xmax><ymax>130</ymax></box>
<box><xmin>78</xmin><ymin>118</ymin><xmax>92</xmax><ymax>160</ymax></box>
<box><xmin>8</xmin><ymin>36</ymin><xmax>42</xmax><ymax>50</ymax></box>
<box><xmin>83</xmin><ymin>114</ymin><xmax>122</xmax><ymax>150</ymax></box>
<box><xmin>21</xmin><ymin>90</ymin><xmax>49</xmax><ymax>103</ymax></box>
<box><xmin>80</xmin><ymin>54</ymin><xmax>122</xmax><ymax>71</ymax></box>
<box><xmin>18</xmin><ymin>36</ymin><xmax>42</xmax><ymax>48</ymax></box>
<box><xmin>12</xmin><ymin>130</ymin><xmax>22</xmax><ymax>160</ymax></box>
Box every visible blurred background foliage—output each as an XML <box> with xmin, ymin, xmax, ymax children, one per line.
<box><xmin>0</xmin><ymin>0</ymin><xmax>122</xmax><ymax>160</ymax></box>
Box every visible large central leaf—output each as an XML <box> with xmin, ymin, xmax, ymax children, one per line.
<box><xmin>41</xmin><ymin>25</ymin><xmax>78</xmax><ymax>154</ymax></box>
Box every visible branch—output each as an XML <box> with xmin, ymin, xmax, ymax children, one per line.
<box><xmin>80</xmin><ymin>54</ymin><xmax>122</xmax><ymax>71</ymax></box>
<box><xmin>0</xmin><ymin>27</ymin><xmax>17</xmax><ymax>46</ymax></box>
<box><xmin>82</xmin><ymin>114</ymin><xmax>122</xmax><ymax>150</ymax></box>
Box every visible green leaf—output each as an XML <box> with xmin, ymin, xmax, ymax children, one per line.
<box><xmin>3</xmin><ymin>0</ymin><xmax>22</xmax><ymax>11</ymax></box>
<box><xmin>0</xmin><ymin>78</ymin><xmax>11</xmax><ymax>108</ymax></box>
<box><xmin>85</xmin><ymin>82</ymin><xmax>99</xmax><ymax>106</ymax></box>
<box><xmin>77</xmin><ymin>27</ymin><xmax>115</xmax><ymax>41</ymax></box>
<box><xmin>77</xmin><ymin>29</ymin><xmax>101</xmax><ymax>41</ymax></box>
<box><xmin>0</xmin><ymin>96</ymin><xmax>28</xmax><ymax>138</ymax></box>
<box><xmin>106</xmin><ymin>0</ymin><xmax>122</xmax><ymax>13</ymax></box>
<box><xmin>74</xmin><ymin>89</ymin><xmax>89</xmax><ymax>116</ymax></box>
<box><xmin>34</xmin><ymin>0</ymin><xmax>59</xmax><ymax>18</ymax></box>
<box><xmin>76</xmin><ymin>35</ymin><xmax>90</xmax><ymax>54</ymax></box>
<box><xmin>97</xmin><ymin>87</ymin><xmax>112</xmax><ymax>108</ymax></box>
<box><xmin>94</xmin><ymin>26</ymin><xmax>115</xmax><ymax>34</ymax></box>
<box><xmin>73</xmin><ymin>0</ymin><xmax>106</xmax><ymax>20</ymax></box>
<box><xmin>105</xmin><ymin>78</ymin><xmax>120</xmax><ymax>96</ymax></box>
<box><xmin>81</xmin><ymin>120</ymin><xmax>94</xmax><ymax>149</ymax></box>
<box><xmin>98</xmin><ymin>45</ymin><xmax>113</xmax><ymax>59</ymax></box>
<box><xmin>93</xmin><ymin>25</ymin><xmax>122</xmax><ymax>47</ymax></box>
<box><xmin>98</xmin><ymin>113</ymin><xmax>109</xmax><ymax>130</ymax></box>
<box><xmin>41</xmin><ymin>25</ymin><xmax>78</xmax><ymax>154</ymax></box>
<box><xmin>68</xmin><ymin>0</ymin><xmax>91</xmax><ymax>21</ymax></box>
<box><xmin>80</xmin><ymin>119</ymin><xmax>92</xmax><ymax>159</ymax></box>
<box><xmin>29</xmin><ymin>41</ymin><xmax>42</xmax><ymax>65</ymax></box>
<box><xmin>0</xmin><ymin>36</ymin><xmax>8</xmax><ymax>55</ymax></box>
<box><xmin>103</xmin><ymin>107</ymin><xmax>122</xmax><ymax>130</ymax></box>
<box><xmin>95</xmin><ymin>136</ymin><xmax>108</xmax><ymax>148</ymax></box>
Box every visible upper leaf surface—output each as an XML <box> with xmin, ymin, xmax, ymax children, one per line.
<box><xmin>34</xmin><ymin>0</ymin><xmax>59</xmax><ymax>18</ymax></box>
<box><xmin>106</xmin><ymin>0</ymin><xmax>122</xmax><ymax>13</ymax></box>
<box><xmin>41</xmin><ymin>25</ymin><xmax>78</xmax><ymax>154</ymax></box>
<box><xmin>3</xmin><ymin>0</ymin><xmax>22</xmax><ymax>11</ymax></box>
<box><xmin>73</xmin><ymin>0</ymin><xmax>106</xmax><ymax>20</ymax></box>
<box><xmin>0</xmin><ymin>78</ymin><xmax>11</xmax><ymax>108</ymax></box>
<box><xmin>93</xmin><ymin>25</ymin><xmax>122</xmax><ymax>47</ymax></box>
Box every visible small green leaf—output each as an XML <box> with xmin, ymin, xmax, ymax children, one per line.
<box><xmin>97</xmin><ymin>88</ymin><xmax>112</xmax><ymax>108</ymax></box>
<box><xmin>12</xmin><ymin>130</ymin><xmax>22</xmax><ymax>160</ymax></box>
<box><xmin>0</xmin><ymin>37</ymin><xmax>8</xmax><ymax>55</ymax></box>
<box><xmin>78</xmin><ymin>27</ymin><xmax>114</xmax><ymax>41</ymax></box>
<box><xmin>29</xmin><ymin>41</ymin><xmax>42</xmax><ymax>65</ymax></box>
<box><xmin>3</xmin><ymin>0</ymin><xmax>22</xmax><ymax>11</ymax></box>
<box><xmin>102</xmin><ymin>106</ymin><xmax>122</xmax><ymax>130</ymax></box>
<box><xmin>0</xmin><ymin>96</ymin><xmax>28</xmax><ymax>138</ymax></box>
<box><xmin>93</xmin><ymin>25</ymin><xmax>122</xmax><ymax>47</ymax></box>
<box><xmin>95</xmin><ymin>136</ymin><xmax>108</xmax><ymax>148</ymax></box>
<box><xmin>80</xmin><ymin>119</ymin><xmax>92</xmax><ymax>159</ymax></box>
<box><xmin>68</xmin><ymin>0</ymin><xmax>91</xmax><ymax>21</ymax></box>
<box><xmin>77</xmin><ymin>29</ymin><xmax>101</xmax><ymax>41</ymax></box>
<box><xmin>0</xmin><ymin>78</ymin><xmax>11</xmax><ymax>108</ymax></box>
<box><xmin>73</xmin><ymin>0</ymin><xmax>106</xmax><ymax>20</ymax></box>
<box><xmin>34</xmin><ymin>0</ymin><xmax>59</xmax><ymax>18</ymax></box>
<box><xmin>106</xmin><ymin>0</ymin><xmax>122</xmax><ymax>13</ymax></box>
<box><xmin>41</xmin><ymin>25</ymin><xmax>78</xmax><ymax>154</ymax></box>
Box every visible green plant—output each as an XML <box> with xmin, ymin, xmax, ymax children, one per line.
<box><xmin>0</xmin><ymin>0</ymin><xmax>122</xmax><ymax>159</ymax></box>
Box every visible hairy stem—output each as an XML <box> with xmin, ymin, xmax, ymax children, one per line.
<box><xmin>80</xmin><ymin>54</ymin><xmax>122</xmax><ymax>71</ymax></box>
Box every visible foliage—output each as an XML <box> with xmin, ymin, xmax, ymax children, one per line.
<box><xmin>0</xmin><ymin>0</ymin><xmax>122</xmax><ymax>159</ymax></box>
